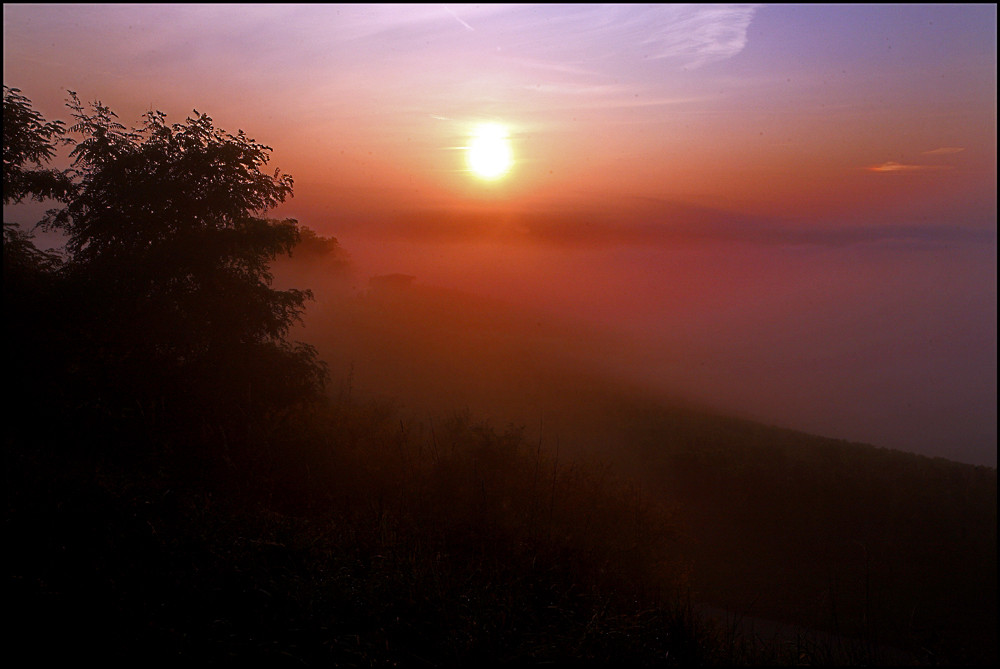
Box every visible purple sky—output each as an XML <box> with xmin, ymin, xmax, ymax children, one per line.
<box><xmin>4</xmin><ymin>4</ymin><xmax>996</xmax><ymax>464</ymax></box>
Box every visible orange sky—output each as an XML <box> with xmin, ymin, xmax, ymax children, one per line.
<box><xmin>3</xmin><ymin>4</ymin><xmax>996</xmax><ymax>464</ymax></box>
<box><xmin>4</xmin><ymin>4</ymin><xmax>995</xmax><ymax>228</ymax></box>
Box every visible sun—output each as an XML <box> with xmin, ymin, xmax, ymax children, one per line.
<box><xmin>467</xmin><ymin>123</ymin><xmax>513</xmax><ymax>180</ymax></box>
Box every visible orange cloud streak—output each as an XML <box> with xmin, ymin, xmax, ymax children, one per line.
<box><xmin>865</xmin><ymin>161</ymin><xmax>954</xmax><ymax>173</ymax></box>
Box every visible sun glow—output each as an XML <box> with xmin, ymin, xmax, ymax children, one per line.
<box><xmin>467</xmin><ymin>123</ymin><xmax>513</xmax><ymax>180</ymax></box>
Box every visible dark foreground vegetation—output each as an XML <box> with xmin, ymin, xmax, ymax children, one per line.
<box><xmin>5</xmin><ymin>86</ymin><xmax>996</xmax><ymax>665</ymax></box>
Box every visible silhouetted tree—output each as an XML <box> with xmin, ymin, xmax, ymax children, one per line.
<box><xmin>3</xmin><ymin>85</ymin><xmax>69</xmax><ymax>305</ymax></box>
<box><xmin>3</xmin><ymin>85</ymin><xmax>73</xmax><ymax>205</ymax></box>
<box><xmin>3</xmin><ymin>87</ymin><xmax>75</xmax><ymax>420</ymax></box>
<box><xmin>5</xmin><ymin>86</ymin><xmax>326</xmax><ymax>434</ymax></box>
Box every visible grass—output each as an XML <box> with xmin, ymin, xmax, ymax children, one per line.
<box><xmin>6</xmin><ymin>397</ymin><xmax>702</xmax><ymax>665</ymax></box>
<box><xmin>5</xmin><ymin>388</ymin><xmax>995</xmax><ymax>665</ymax></box>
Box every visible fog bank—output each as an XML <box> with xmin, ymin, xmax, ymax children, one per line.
<box><xmin>276</xmin><ymin>211</ymin><xmax>997</xmax><ymax>467</ymax></box>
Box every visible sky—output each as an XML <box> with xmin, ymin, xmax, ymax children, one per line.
<box><xmin>3</xmin><ymin>4</ymin><xmax>997</xmax><ymax>465</ymax></box>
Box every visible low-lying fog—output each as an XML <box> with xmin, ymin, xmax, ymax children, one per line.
<box><xmin>274</xmin><ymin>206</ymin><xmax>997</xmax><ymax>467</ymax></box>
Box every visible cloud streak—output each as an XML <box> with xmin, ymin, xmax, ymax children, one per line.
<box><xmin>922</xmin><ymin>147</ymin><xmax>965</xmax><ymax>155</ymax></box>
<box><xmin>517</xmin><ymin>4</ymin><xmax>760</xmax><ymax>71</ymax></box>
<box><xmin>866</xmin><ymin>161</ymin><xmax>954</xmax><ymax>173</ymax></box>
<box><xmin>637</xmin><ymin>3</ymin><xmax>760</xmax><ymax>67</ymax></box>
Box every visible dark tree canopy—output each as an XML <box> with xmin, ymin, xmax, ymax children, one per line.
<box><xmin>4</xmin><ymin>86</ymin><xmax>327</xmax><ymax>439</ymax></box>
<box><xmin>43</xmin><ymin>93</ymin><xmax>311</xmax><ymax>353</ymax></box>
<box><xmin>2</xmin><ymin>85</ymin><xmax>73</xmax><ymax>205</ymax></box>
<box><xmin>3</xmin><ymin>85</ymin><xmax>70</xmax><ymax>302</ymax></box>
<box><xmin>4</xmin><ymin>87</ymin><xmax>71</xmax><ymax>393</ymax></box>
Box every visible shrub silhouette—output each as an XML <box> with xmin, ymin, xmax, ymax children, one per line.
<box><xmin>4</xmin><ymin>86</ymin><xmax>326</xmax><ymax>445</ymax></box>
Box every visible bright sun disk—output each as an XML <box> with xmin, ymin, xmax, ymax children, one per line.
<box><xmin>467</xmin><ymin>123</ymin><xmax>513</xmax><ymax>180</ymax></box>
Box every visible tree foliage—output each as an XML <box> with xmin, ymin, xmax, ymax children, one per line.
<box><xmin>3</xmin><ymin>86</ymin><xmax>69</xmax><ymax>317</ymax></box>
<box><xmin>4</xmin><ymin>86</ymin><xmax>326</xmax><ymax>438</ymax></box>
<box><xmin>3</xmin><ymin>88</ymin><xmax>73</xmax><ymax>417</ymax></box>
<box><xmin>2</xmin><ymin>85</ymin><xmax>73</xmax><ymax>205</ymax></box>
<box><xmin>44</xmin><ymin>93</ymin><xmax>312</xmax><ymax>353</ymax></box>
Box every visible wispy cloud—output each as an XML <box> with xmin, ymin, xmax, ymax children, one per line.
<box><xmin>922</xmin><ymin>147</ymin><xmax>965</xmax><ymax>155</ymax></box>
<box><xmin>636</xmin><ymin>4</ymin><xmax>760</xmax><ymax>67</ymax></box>
<box><xmin>865</xmin><ymin>148</ymin><xmax>964</xmax><ymax>174</ymax></box>
<box><xmin>538</xmin><ymin>94</ymin><xmax>715</xmax><ymax>113</ymax></box>
<box><xmin>529</xmin><ymin>4</ymin><xmax>760</xmax><ymax>70</ymax></box>
<box><xmin>444</xmin><ymin>6</ymin><xmax>476</xmax><ymax>32</ymax></box>
<box><xmin>500</xmin><ymin>56</ymin><xmax>602</xmax><ymax>79</ymax></box>
<box><xmin>866</xmin><ymin>161</ymin><xmax>954</xmax><ymax>173</ymax></box>
<box><xmin>527</xmin><ymin>83</ymin><xmax>628</xmax><ymax>97</ymax></box>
